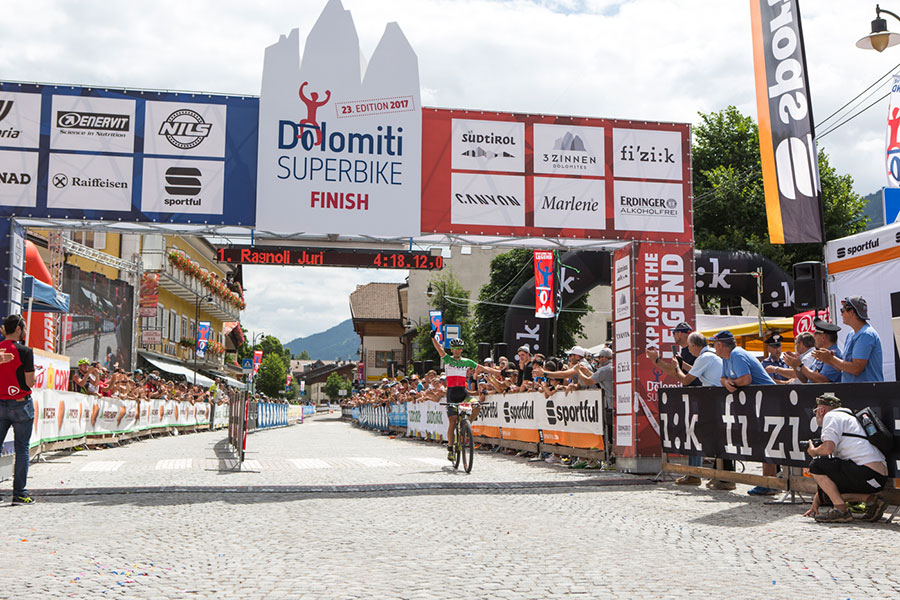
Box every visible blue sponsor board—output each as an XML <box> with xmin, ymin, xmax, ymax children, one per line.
<box><xmin>0</xmin><ymin>82</ymin><xmax>257</xmax><ymax>225</ymax></box>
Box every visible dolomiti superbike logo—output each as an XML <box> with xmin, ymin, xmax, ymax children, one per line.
<box><xmin>159</xmin><ymin>109</ymin><xmax>212</xmax><ymax>149</ymax></box>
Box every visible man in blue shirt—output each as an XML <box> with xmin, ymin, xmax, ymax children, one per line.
<box><xmin>712</xmin><ymin>330</ymin><xmax>777</xmax><ymax>495</ymax></box>
<box><xmin>813</xmin><ymin>296</ymin><xmax>883</xmax><ymax>383</ymax></box>
<box><xmin>711</xmin><ymin>330</ymin><xmax>776</xmax><ymax>391</ymax></box>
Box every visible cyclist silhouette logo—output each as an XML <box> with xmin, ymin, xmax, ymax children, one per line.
<box><xmin>298</xmin><ymin>81</ymin><xmax>331</xmax><ymax>146</ymax></box>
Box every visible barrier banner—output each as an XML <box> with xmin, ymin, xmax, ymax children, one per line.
<box><xmin>533</xmin><ymin>250</ymin><xmax>555</xmax><ymax>318</ymax></box>
<box><xmin>6</xmin><ymin>391</ymin><xmax>214</xmax><ymax>453</ymax></box>
<box><xmin>405</xmin><ymin>400</ymin><xmax>446</xmax><ymax>440</ymax></box>
<box><xmin>659</xmin><ymin>383</ymin><xmax>900</xmax><ymax>475</ymax></box>
<box><xmin>33</xmin><ymin>348</ymin><xmax>71</xmax><ymax>392</ymax></box>
<box><xmin>388</xmin><ymin>402</ymin><xmax>408</xmax><ymax>427</ymax></box>
<box><xmin>256</xmin><ymin>402</ymin><xmax>288</xmax><ymax>429</ymax></box>
<box><xmin>749</xmin><ymin>0</ymin><xmax>823</xmax><ymax>244</ymax></box>
<box><xmin>472</xmin><ymin>390</ymin><xmax>604</xmax><ymax>449</ymax></box>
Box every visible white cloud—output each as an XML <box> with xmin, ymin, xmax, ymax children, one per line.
<box><xmin>2</xmin><ymin>0</ymin><xmax>897</xmax><ymax>337</ymax></box>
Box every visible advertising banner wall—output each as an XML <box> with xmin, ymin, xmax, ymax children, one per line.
<box><xmin>422</xmin><ymin>109</ymin><xmax>692</xmax><ymax>242</ymax></box>
<box><xmin>255</xmin><ymin>0</ymin><xmax>422</xmax><ymax>236</ymax></box>
<box><xmin>405</xmin><ymin>400</ymin><xmax>446</xmax><ymax>440</ymax></box>
<box><xmin>33</xmin><ymin>348</ymin><xmax>71</xmax><ymax>393</ymax></box>
<box><xmin>612</xmin><ymin>245</ymin><xmax>635</xmax><ymax>454</ymax></box>
<box><xmin>660</xmin><ymin>382</ymin><xmax>900</xmax><ymax>475</ymax></box>
<box><xmin>256</xmin><ymin>402</ymin><xmax>288</xmax><ymax>429</ymax></box>
<box><xmin>533</xmin><ymin>250</ymin><xmax>555</xmax><ymax>318</ymax></box>
<box><xmin>749</xmin><ymin>0</ymin><xmax>823</xmax><ymax>244</ymax></box>
<box><xmin>0</xmin><ymin>82</ymin><xmax>257</xmax><ymax>225</ymax></box>
<box><xmin>471</xmin><ymin>390</ymin><xmax>604</xmax><ymax>449</ymax></box>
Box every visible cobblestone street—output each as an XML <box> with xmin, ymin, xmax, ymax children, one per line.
<box><xmin>1</xmin><ymin>413</ymin><xmax>898</xmax><ymax>599</ymax></box>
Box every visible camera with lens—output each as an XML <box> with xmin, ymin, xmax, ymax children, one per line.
<box><xmin>799</xmin><ymin>438</ymin><xmax>823</xmax><ymax>452</ymax></box>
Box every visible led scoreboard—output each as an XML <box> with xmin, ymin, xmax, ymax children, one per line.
<box><xmin>215</xmin><ymin>246</ymin><xmax>443</xmax><ymax>270</ymax></box>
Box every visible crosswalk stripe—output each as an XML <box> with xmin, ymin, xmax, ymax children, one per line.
<box><xmin>156</xmin><ymin>459</ymin><xmax>192</xmax><ymax>470</ymax></box>
<box><xmin>348</xmin><ymin>457</ymin><xmax>399</xmax><ymax>468</ymax></box>
<box><xmin>290</xmin><ymin>458</ymin><xmax>331</xmax><ymax>470</ymax></box>
<box><xmin>80</xmin><ymin>461</ymin><xmax>125</xmax><ymax>472</ymax></box>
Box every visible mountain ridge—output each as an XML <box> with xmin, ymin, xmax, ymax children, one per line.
<box><xmin>284</xmin><ymin>318</ymin><xmax>358</xmax><ymax>361</ymax></box>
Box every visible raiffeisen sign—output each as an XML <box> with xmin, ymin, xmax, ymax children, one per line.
<box><xmin>255</xmin><ymin>0</ymin><xmax>422</xmax><ymax>236</ymax></box>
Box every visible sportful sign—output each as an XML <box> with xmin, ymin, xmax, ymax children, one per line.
<box><xmin>255</xmin><ymin>0</ymin><xmax>422</xmax><ymax>237</ymax></box>
<box><xmin>749</xmin><ymin>0</ymin><xmax>824</xmax><ymax>244</ymax></box>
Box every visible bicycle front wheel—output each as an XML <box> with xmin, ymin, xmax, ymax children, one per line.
<box><xmin>460</xmin><ymin>419</ymin><xmax>474</xmax><ymax>473</ymax></box>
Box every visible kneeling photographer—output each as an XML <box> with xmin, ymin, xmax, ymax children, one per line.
<box><xmin>803</xmin><ymin>393</ymin><xmax>888</xmax><ymax>523</ymax></box>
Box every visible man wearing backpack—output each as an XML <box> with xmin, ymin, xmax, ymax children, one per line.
<box><xmin>803</xmin><ymin>393</ymin><xmax>889</xmax><ymax>523</ymax></box>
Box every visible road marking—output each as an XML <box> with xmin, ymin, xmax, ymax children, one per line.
<box><xmin>241</xmin><ymin>459</ymin><xmax>262</xmax><ymax>470</ymax></box>
<box><xmin>348</xmin><ymin>457</ymin><xmax>399</xmax><ymax>468</ymax></box>
<box><xmin>414</xmin><ymin>458</ymin><xmax>449</xmax><ymax>466</ymax></box>
<box><xmin>80</xmin><ymin>461</ymin><xmax>125</xmax><ymax>472</ymax></box>
<box><xmin>156</xmin><ymin>459</ymin><xmax>192</xmax><ymax>470</ymax></box>
<box><xmin>290</xmin><ymin>458</ymin><xmax>331</xmax><ymax>470</ymax></box>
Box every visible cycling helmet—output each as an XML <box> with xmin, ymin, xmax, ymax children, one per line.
<box><xmin>449</xmin><ymin>338</ymin><xmax>465</xmax><ymax>348</ymax></box>
<box><xmin>78</xmin><ymin>358</ymin><xmax>89</xmax><ymax>366</ymax></box>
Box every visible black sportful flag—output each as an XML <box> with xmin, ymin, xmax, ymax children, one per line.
<box><xmin>750</xmin><ymin>0</ymin><xmax>824</xmax><ymax>244</ymax></box>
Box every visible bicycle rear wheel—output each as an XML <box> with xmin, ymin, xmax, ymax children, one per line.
<box><xmin>453</xmin><ymin>433</ymin><xmax>462</xmax><ymax>469</ymax></box>
<box><xmin>460</xmin><ymin>419</ymin><xmax>474</xmax><ymax>473</ymax></box>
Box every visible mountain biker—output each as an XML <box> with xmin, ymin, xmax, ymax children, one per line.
<box><xmin>431</xmin><ymin>331</ymin><xmax>478</xmax><ymax>460</ymax></box>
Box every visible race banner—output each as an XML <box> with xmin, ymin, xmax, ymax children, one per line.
<box><xmin>887</xmin><ymin>74</ymin><xmax>900</xmax><ymax>188</ymax></box>
<box><xmin>405</xmin><ymin>400</ymin><xmax>446</xmax><ymax>441</ymax></box>
<box><xmin>429</xmin><ymin>310</ymin><xmax>443</xmax><ymax>345</ymax></box>
<box><xmin>660</xmin><ymin>382</ymin><xmax>900</xmax><ymax>475</ymax></box>
<box><xmin>196</xmin><ymin>320</ymin><xmax>211</xmax><ymax>358</ymax></box>
<box><xmin>138</xmin><ymin>273</ymin><xmax>159</xmax><ymax>317</ymax></box>
<box><xmin>749</xmin><ymin>0</ymin><xmax>824</xmax><ymax>244</ymax></box>
<box><xmin>255</xmin><ymin>1</ymin><xmax>422</xmax><ymax>237</ymax></box>
<box><xmin>252</xmin><ymin>350</ymin><xmax>263</xmax><ymax>374</ymax></box>
<box><xmin>628</xmin><ymin>241</ymin><xmax>695</xmax><ymax>460</ymax></box>
<box><xmin>533</xmin><ymin>250</ymin><xmax>555</xmax><ymax>318</ymax></box>
<box><xmin>33</xmin><ymin>348</ymin><xmax>71</xmax><ymax>392</ymax></box>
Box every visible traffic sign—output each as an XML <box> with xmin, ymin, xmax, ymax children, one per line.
<box><xmin>241</xmin><ymin>358</ymin><xmax>253</xmax><ymax>375</ymax></box>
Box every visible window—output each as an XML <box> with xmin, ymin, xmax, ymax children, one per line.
<box><xmin>160</xmin><ymin>306</ymin><xmax>168</xmax><ymax>340</ymax></box>
<box><xmin>374</xmin><ymin>351</ymin><xmax>393</xmax><ymax>368</ymax></box>
<box><xmin>67</xmin><ymin>231</ymin><xmax>106</xmax><ymax>250</ymax></box>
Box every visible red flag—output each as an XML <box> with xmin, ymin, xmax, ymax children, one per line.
<box><xmin>533</xmin><ymin>250</ymin><xmax>555</xmax><ymax>318</ymax></box>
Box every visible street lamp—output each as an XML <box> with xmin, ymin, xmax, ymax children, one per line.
<box><xmin>426</xmin><ymin>281</ymin><xmax>446</xmax><ymax>316</ymax></box>
<box><xmin>193</xmin><ymin>294</ymin><xmax>213</xmax><ymax>385</ymax></box>
<box><xmin>857</xmin><ymin>4</ymin><xmax>900</xmax><ymax>52</ymax></box>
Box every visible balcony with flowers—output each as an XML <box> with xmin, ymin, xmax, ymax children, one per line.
<box><xmin>161</xmin><ymin>249</ymin><xmax>244</xmax><ymax>321</ymax></box>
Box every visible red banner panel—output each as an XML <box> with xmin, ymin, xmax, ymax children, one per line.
<box><xmin>422</xmin><ymin>108</ymin><xmax>692</xmax><ymax>242</ymax></box>
<box><xmin>533</xmin><ymin>250</ymin><xmax>555</xmax><ymax>318</ymax></box>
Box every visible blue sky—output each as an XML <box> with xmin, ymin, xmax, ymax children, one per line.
<box><xmin>3</xmin><ymin>0</ymin><xmax>896</xmax><ymax>341</ymax></box>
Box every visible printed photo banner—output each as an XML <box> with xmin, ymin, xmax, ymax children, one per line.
<box><xmin>139</xmin><ymin>273</ymin><xmax>159</xmax><ymax>318</ymax></box>
<box><xmin>533</xmin><ymin>250</ymin><xmax>555</xmax><ymax>318</ymax></box>
<box><xmin>659</xmin><ymin>382</ymin><xmax>900</xmax><ymax>475</ymax></box>
<box><xmin>421</xmin><ymin>108</ymin><xmax>692</xmax><ymax>243</ymax></box>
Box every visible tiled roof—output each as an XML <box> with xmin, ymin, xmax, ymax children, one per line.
<box><xmin>349</xmin><ymin>282</ymin><xmax>402</xmax><ymax>320</ymax></box>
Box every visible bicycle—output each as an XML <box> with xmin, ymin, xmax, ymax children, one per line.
<box><xmin>441</xmin><ymin>401</ymin><xmax>475</xmax><ymax>473</ymax></box>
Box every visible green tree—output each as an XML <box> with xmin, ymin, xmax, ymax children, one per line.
<box><xmin>473</xmin><ymin>248</ymin><xmax>591</xmax><ymax>354</ymax></box>
<box><xmin>323</xmin><ymin>371</ymin><xmax>352</xmax><ymax>400</ymax></box>
<box><xmin>256</xmin><ymin>353</ymin><xmax>287</xmax><ymax>397</ymax></box>
<box><xmin>297</xmin><ymin>350</ymin><xmax>310</xmax><ymax>360</ymax></box>
<box><xmin>285</xmin><ymin>379</ymin><xmax>301</xmax><ymax>402</ymax></box>
<box><xmin>693</xmin><ymin>106</ymin><xmax>869</xmax><ymax>275</ymax></box>
<box><xmin>413</xmin><ymin>272</ymin><xmax>475</xmax><ymax>363</ymax></box>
